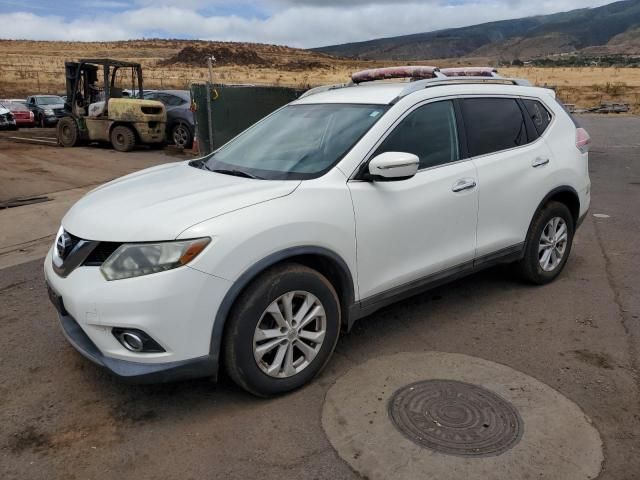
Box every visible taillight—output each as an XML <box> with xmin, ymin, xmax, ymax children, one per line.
<box><xmin>576</xmin><ymin>127</ymin><xmax>591</xmax><ymax>154</ymax></box>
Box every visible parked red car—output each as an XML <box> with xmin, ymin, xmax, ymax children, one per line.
<box><xmin>0</xmin><ymin>101</ymin><xmax>35</xmax><ymax>127</ymax></box>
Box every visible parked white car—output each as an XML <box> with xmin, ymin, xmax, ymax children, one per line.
<box><xmin>45</xmin><ymin>67</ymin><xmax>591</xmax><ymax>396</ymax></box>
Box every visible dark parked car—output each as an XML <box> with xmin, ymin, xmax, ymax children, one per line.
<box><xmin>144</xmin><ymin>90</ymin><xmax>194</xmax><ymax>148</ymax></box>
<box><xmin>26</xmin><ymin>95</ymin><xmax>66</xmax><ymax>127</ymax></box>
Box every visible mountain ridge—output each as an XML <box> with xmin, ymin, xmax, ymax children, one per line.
<box><xmin>313</xmin><ymin>0</ymin><xmax>640</xmax><ymax>60</ymax></box>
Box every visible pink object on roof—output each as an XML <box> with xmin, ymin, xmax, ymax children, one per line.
<box><xmin>351</xmin><ymin>66</ymin><xmax>439</xmax><ymax>84</ymax></box>
<box><xmin>440</xmin><ymin>67</ymin><xmax>498</xmax><ymax>77</ymax></box>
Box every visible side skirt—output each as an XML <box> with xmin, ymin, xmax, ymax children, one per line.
<box><xmin>347</xmin><ymin>243</ymin><xmax>524</xmax><ymax>330</ymax></box>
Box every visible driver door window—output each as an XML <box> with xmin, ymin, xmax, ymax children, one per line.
<box><xmin>374</xmin><ymin>100</ymin><xmax>460</xmax><ymax>170</ymax></box>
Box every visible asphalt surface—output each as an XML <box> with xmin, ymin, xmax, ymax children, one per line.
<box><xmin>1</xmin><ymin>115</ymin><xmax>639</xmax><ymax>479</ymax></box>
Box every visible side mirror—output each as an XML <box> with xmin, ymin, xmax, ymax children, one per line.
<box><xmin>367</xmin><ymin>151</ymin><xmax>419</xmax><ymax>180</ymax></box>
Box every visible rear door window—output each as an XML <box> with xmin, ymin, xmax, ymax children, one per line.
<box><xmin>522</xmin><ymin>99</ymin><xmax>552</xmax><ymax>136</ymax></box>
<box><xmin>374</xmin><ymin>100</ymin><xmax>460</xmax><ymax>170</ymax></box>
<box><xmin>162</xmin><ymin>94</ymin><xmax>186</xmax><ymax>106</ymax></box>
<box><xmin>461</xmin><ymin>98</ymin><xmax>528</xmax><ymax>157</ymax></box>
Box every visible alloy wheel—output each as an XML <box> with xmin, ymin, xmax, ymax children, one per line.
<box><xmin>172</xmin><ymin>125</ymin><xmax>190</xmax><ymax>148</ymax></box>
<box><xmin>538</xmin><ymin>216</ymin><xmax>568</xmax><ymax>272</ymax></box>
<box><xmin>253</xmin><ymin>291</ymin><xmax>327</xmax><ymax>378</ymax></box>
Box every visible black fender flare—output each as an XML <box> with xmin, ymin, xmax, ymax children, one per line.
<box><xmin>524</xmin><ymin>186</ymin><xmax>581</xmax><ymax>247</ymax></box>
<box><xmin>207</xmin><ymin>246</ymin><xmax>356</xmax><ymax>379</ymax></box>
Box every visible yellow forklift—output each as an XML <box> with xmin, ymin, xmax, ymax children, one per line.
<box><xmin>57</xmin><ymin>59</ymin><xmax>166</xmax><ymax>152</ymax></box>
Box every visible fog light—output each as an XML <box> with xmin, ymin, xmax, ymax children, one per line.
<box><xmin>121</xmin><ymin>332</ymin><xmax>143</xmax><ymax>352</ymax></box>
<box><xmin>112</xmin><ymin>328</ymin><xmax>165</xmax><ymax>353</ymax></box>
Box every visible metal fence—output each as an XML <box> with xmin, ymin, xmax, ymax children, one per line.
<box><xmin>190</xmin><ymin>83</ymin><xmax>302</xmax><ymax>154</ymax></box>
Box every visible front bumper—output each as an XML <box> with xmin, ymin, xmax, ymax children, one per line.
<box><xmin>43</xmin><ymin>115</ymin><xmax>59</xmax><ymax>125</ymax></box>
<box><xmin>44</xmin><ymin>247</ymin><xmax>231</xmax><ymax>382</ymax></box>
<box><xmin>0</xmin><ymin>118</ymin><xmax>16</xmax><ymax>129</ymax></box>
<box><xmin>57</xmin><ymin>311</ymin><xmax>216</xmax><ymax>383</ymax></box>
<box><xmin>15</xmin><ymin>119</ymin><xmax>35</xmax><ymax>127</ymax></box>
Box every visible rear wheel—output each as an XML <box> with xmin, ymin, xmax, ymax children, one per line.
<box><xmin>110</xmin><ymin>125</ymin><xmax>136</xmax><ymax>152</ymax></box>
<box><xmin>57</xmin><ymin>117</ymin><xmax>80</xmax><ymax>147</ymax></box>
<box><xmin>516</xmin><ymin>201</ymin><xmax>574</xmax><ymax>284</ymax></box>
<box><xmin>171</xmin><ymin>123</ymin><xmax>193</xmax><ymax>149</ymax></box>
<box><xmin>223</xmin><ymin>263</ymin><xmax>341</xmax><ymax>397</ymax></box>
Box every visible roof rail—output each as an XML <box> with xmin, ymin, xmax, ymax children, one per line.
<box><xmin>299</xmin><ymin>66</ymin><xmax>532</xmax><ymax>101</ymax></box>
<box><xmin>298</xmin><ymin>83</ymin><xmax>348</xmax><ymax>99</ymax></box>
<box><xmin>393</xmin><ymin>75</ymin><xmax>531</xmax><ymax>101</ymax></box>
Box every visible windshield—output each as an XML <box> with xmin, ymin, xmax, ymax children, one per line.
<box><xmin>198</xmin><ymin>103</ymin><xmax>389</xmax><ymax>180</ymax></box>
<box><xmin>37</xmin><ymin>96</ymin><xmax>64</xmax><ymax>105</ymax></box>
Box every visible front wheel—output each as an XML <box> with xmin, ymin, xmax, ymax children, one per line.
<box><xmin>110</xmin><ymin>125</ymin><xmax>136</xmax><ymax>152</ymax></box>
<box><xmin>57</xmin><ymin>117</ymin><xmax>80</xmax><ymax>147</ymax></box>
<box><xmin>223</xmin><ymin>263</ymin><xmax>340</xmax><ymax>397</ymax></box>
<box><xmin>516</xmin><ymin>201</ymin><xmax>574</xmax><ymax>284</ymax></box>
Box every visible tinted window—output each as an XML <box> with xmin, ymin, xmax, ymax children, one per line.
<box><xmin>375</xmin><ymin>100</ymin><xmax>459</xmax><ymax>170</ymax></box>
<box><xmin>461</xmin><ymin>98</ymin><xmax>528</xmax><ymax>156</ymax></box>
<box><xmin>161</xmin><ymin>94</ymin><xmax>186</xmax><ymax>106</ymax></box>
<box><xmin>522</xmin><ymin>99</ymin><xmax>552</xmax><ymax>136</ymax></box>
<box><xmin>147</xmin><ymin>93</ymin><xmax>185</xmax><ymax>106</ymax></box>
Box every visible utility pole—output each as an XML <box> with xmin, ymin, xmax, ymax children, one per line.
<box><xmin>205</xmin><ymin>55</ymin><xmax>216</xmax><ymax>153</ymax></box>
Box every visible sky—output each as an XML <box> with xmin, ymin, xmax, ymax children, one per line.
<box><xmin>0</xmin><ymin>0</ymin><xmax>616</xmax><ymax>48</ymax></box>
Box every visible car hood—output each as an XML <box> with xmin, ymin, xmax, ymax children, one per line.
<box><xmin>62</xmin><ymin>161</ymin><xmax>300</xmax><ymax>241</ymax></box>
<box><xmin>45</xmin><ymin>103</ymin><xmax>65</xmax><ymax>110</ymax></box>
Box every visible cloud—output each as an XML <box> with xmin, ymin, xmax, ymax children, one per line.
<box><xmin>0</xmin><ymin>0</ymin><xmax>615</xmax><ymax>47</ymax></box>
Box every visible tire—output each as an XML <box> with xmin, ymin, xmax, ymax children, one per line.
<box><xmin>223</xmin><ymin>263</ymin><xmax>341</xmax><ymax>397</ymax></box>
<box><xmin>110</xmin><ymin>125</ymin><xmax>136</xmax><ymax>152</ymax></box>
<box><xmin>38</xmin><ymin>114</ymin><xmax>45</xmax><ymax>128</ymax></box>
<box><xmin>516</xmin><ymin>201</ymin><xmax>574</xmax><ymax>284</ymax></box>
<box><xmin>57</xmin><ymin>117</ymin><xmax>80</xmax><ymax>147</ymax></box>
<box><xmin>171</xmin><ymin>123</ymin><xmax>193</xmax><ymax>149</ymax></box>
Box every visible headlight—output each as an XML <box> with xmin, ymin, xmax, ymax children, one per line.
<box><xmin>44</xmin><ymin>108</ymin><xmax>55</xmax><ymax>115</ymax></box>
<box><xmin>100</xmin><ymin>238</ymin><xmax>210</xmax><ymax>281</ymax></box>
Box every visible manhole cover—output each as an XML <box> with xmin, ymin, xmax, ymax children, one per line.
<box><xmin>388</xmin><ymin>379</ymin><xmax>523</xmax><ymax>457</ymax></box>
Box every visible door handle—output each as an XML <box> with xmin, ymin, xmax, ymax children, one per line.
<box><xmin>452</xmin><ymin>178</ymin><xmax>477</xmax><ymax>192</ymax></box>
<box><xmin>532</xmin><ymin>157</ymin><xmax>550</xmax><ymax>168</ymax></box>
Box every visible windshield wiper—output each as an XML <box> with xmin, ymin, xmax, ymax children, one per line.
<box><xmin>210</xmin><ymin>168</ymin><xmax>263</xmax><ymax>179</ymax></box>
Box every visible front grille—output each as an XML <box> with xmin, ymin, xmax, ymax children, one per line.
<box><xmin>64</xmin><ymin>231</ymin><xmax>82</xmax><ymax>253</ymax></box>
<box><xmin>53</xmin><ymin>108</ymin><xmax>66</xmax><ymax>118</ymax></box>
<box><xmin>53</xmin><ymin>229</ymin><xmax>121</xmax><ymax>277</ymax></box>
<box><xmin>83</xmin><ymin>242</ymin><xmax>122</xmax><ymax>266</ymax></box>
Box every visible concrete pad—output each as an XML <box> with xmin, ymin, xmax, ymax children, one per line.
<box><xmin>322</xmin><ymin>351</ymin><xmax>603</xmax><ymax>480</ymax></box>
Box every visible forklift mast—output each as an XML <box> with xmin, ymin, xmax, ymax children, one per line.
<box><xmin>64</xmin><ymin>59</ymin><xmax>144</xmax><ymax>112</ymax></box>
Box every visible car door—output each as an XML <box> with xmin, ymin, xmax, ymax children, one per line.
<box><xmin>348</xmin><ymin>99</ymin><xmax>479</xmax><ymax>301</ymax></box>
<box><xmin>460</xmin><ymin>97</ymin><xmax>555</xmax><ymax>258</ymax></box>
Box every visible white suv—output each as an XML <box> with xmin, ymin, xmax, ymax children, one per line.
<box><xmin>44</xmin><ymin>67</ymin><xmax>591</xmax><ymax>396</ymax></box>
